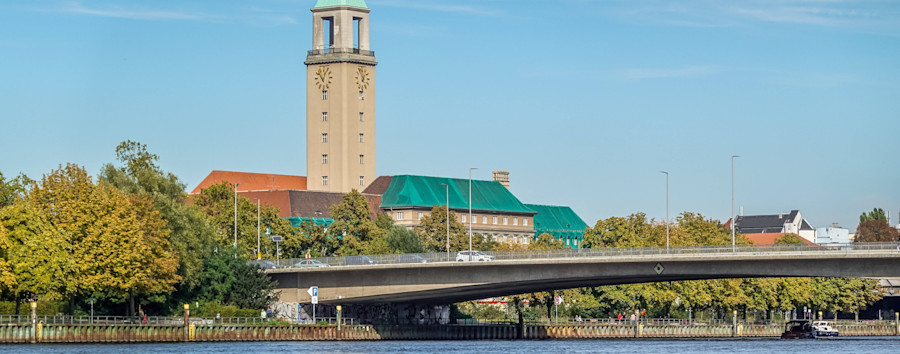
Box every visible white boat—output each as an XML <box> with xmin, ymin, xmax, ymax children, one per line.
<box><xmin>812</xmin><ymin>321</ymin><xmax>839</xmax><ymax>337</ymax></box>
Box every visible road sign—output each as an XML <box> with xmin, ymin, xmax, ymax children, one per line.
<box><xmin>554</xmin><ymin>295</ymin><xmax>563</xmax><ymax>305</ymax></box>
<box><xmin>270</xmin><ymin>235</ymin><xmax>283</xmax><ymax>242</ymax></box>
<box><xmin>308</xmin><ymin>286</ymin><xmax>319</xmax><ymax>304</ymax></box>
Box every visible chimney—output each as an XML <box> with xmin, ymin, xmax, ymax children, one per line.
<box><xmin>492</xmin><ymin>170</ymin><xmax>510</xmax><ymax>189</ymax></box>
<box><xmin>832</xmin><ymin>222</ymin><xmax>840</xmax><ymax>228</ymax></box>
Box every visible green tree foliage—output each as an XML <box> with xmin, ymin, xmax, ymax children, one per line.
<box><xmin>385</xmin><ymin>225</ymin><xmax>424</xmax><ymax>254</ymax></box>
<box><xmin>100</xmin><ymin>140</ymin><xmax>216</xmax><ymax>291</ymax></box>
<box><xmin>855</xmin><ymin>220</ymin><xmax>900</xmax><ymax>242</ymax></box>
<box><xmin>529</xmin><ymin>233</ymin><xmax>567</xmax><ymax>250</ymax></box>
<box><xmin>325</xmin><ymin>190</ymin><xmax>386</xmax><ymax>255</ymax></box>
<box><xmin>774</xmin><ymin>234</ymin><xmax>806</xmax><ymax>244</ymax></box>
<box><xmin>193</xmin><ymin>182</ymin><xmax>295</xmax><ymax>258</ymax></box>
<box><xmin>860</xmin><ymin>208</ymin><xmax>887</xmax><ymax>224</ymax></box>
<box><xmin>415</xmin><ymin>205</ymin><xmax>469</xmax><ymax>252</ymax></box>
<box><xmin>0</xmin><ymin>172</ymin><xmax>32</xmax><ymax>208</ymax></box>
<box><xmin>26</xmin><ymin>164</ymin><xmax>180</xmax><ymax>313</ymax></box>
<box><xmin>283</xmin><ymin>220</ymin><xmax>336</xmax><ymax>258</ymax></box>
<box><xmin>197</xmin><ymin>248</ymin><xmax>278</xmax><ymax>310</ymax></box>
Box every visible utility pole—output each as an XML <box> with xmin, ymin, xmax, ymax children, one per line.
<box><xmin>234</xmin><ymin>183</ymin><xmax>241</xmax><ymax>250</ymax></box>
<box><xmin>468</xmin><ymin>168</ymin><xmax>478</xmax><ymax>256</ymax></box>
<box><xmin>731</xmin><ymin>155</ymin><xmax>740</xmax><ymax>252</ymax></box>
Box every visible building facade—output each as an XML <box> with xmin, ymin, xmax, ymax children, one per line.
<box><xmin>306</xmin><ymin>0</ymin><xmax>377</xmax><ymax>193</ymax></box>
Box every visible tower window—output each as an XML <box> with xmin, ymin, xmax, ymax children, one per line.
<box><xmin>359</xmin><ymin>155</ymin><xmax>364</xmax><ymax>164</ymax></box>
<box><xmin>359</xmin><ymin>133</ymin><xmax>364</xmax><ymax>143</ymax></box>
<box><xmin>359</xmin><ymin>176</ymin><xmax>364</xmax><ymax>186</ymax></box>
<box><xmin>322</xmin><ymin>90</ymin><xmax>328</xmax><ymax>100</ymax></box>
<box><xmin>322</xmin><ymin>133</ymin><xmax>328</xmax><ymax>143</ymax></box>
<box><xmin>359</xmin><ymin>91</ymin><xmax>364</xmax><ymax>100</ymax></box>
<box><xmin>322</xmin><ymin>154</ymin><xmax>328</xmax><ymax>164</ymax></box>
<box><xmin>322</xmin><ymin>112</ymin><xmax>328</xmax><ymax>121</ymax></box>
<box><xmin>359</xmin><ymin>112</ymin><xmax>364</xmax><ymax>122</ymax></box>
<box><xmin>322</xmin><ymin>176</ymin><xmax>328</xmax><ymax>186</ymax></box>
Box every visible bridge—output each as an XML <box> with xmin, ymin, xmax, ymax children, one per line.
<box><xmin>266</xmin><ymin>243</ymin><xmax>900</xmax><ymax>304</ymax></box>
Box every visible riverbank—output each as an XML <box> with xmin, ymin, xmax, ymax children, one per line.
<box><xmin>2</xmin><ymin>321</ymin><xmax>899</xmax><ymax>343</ymax></box>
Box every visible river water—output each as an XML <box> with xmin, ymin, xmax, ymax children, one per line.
<box><xmin>3</xmin><ymin>338</ymin><xmax>899</xmax><ymax>353</ymax></box>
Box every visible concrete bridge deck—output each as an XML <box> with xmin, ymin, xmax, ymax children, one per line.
<box><xmin>266</xmin><ymin>243</ymin><xmax>900</xmax><ymax>304</ymax></box>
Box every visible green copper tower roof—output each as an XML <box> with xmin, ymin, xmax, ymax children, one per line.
<box><xmin>313</xmin><ymin>0</ymin><xmax>368</xmax><ymax>9</ymax></box>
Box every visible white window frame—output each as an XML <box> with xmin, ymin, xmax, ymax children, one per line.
<box><xmin>359</xmin><ymin>176</ymin><xmax>364</xmax><ymax>186</ymax></box>
<box><xmin>322</xmin><ymin>176</ymin><xmax>328</xmax><ymax>186</ymax></box>
<box><xmin>482</xmin><ymin>216</ymin><xmax>487</xmax><ymax>224</ymax></box>
<box><xmin>417</xmin><ymin>212</ymin><xmax>423</xmax><ymax>220</ymax></box>
<box><xmin>492</xmin><ymin>216</ymin><xmax>498</xmax><ymax>225</ymax></box>
<box><xmin>503</xmin><ymin>217</ymin><xmax>508</xmax><ymax>225</ymax></box>
<box><xmin>359</xmin><ymin>90</ymin><xmax>364</xmax><ymax>100</ymax></box>
<box><xmin>513</xmin><ymin>217</ymin><xmax>518</xmax><ymax>226</ymax></box>
<box><xmin>359</xmin><ymin>133</ymin><xmax>364</xmax><ymax>143</ymax></box>
<box><xmin>322</xmin><ymin>154</ymin><xmax>328</xmax><ymax>164</ymax></box>
<box><xmin>461</xmin><ymin>215</ymin><xmax>467</xmax><ymax>223</ymax></box>
<box><xmin>359</xmin><ymin>112</ymin><xmax>364</xmax><ymax>122</ymax></box>
<box><xmin>322</xmin><ymin>112</ymin><xmax>328</xmax><ymax>121</ymax></box>
<box><xmin>523</xmin><ymin>218</ymin><xmax>528</xmax><ymax>226</ymax></box>
<box><xmin>359</xmin><ymin>155</ymin><xmax>364</xmax><ymax>164</ymax></box>
<box><xmin>322</xmin><ymin>133</ymin><xmax>328</xmax><ymax>143</ymax></box>
<box><xmin>322</xmin><ymin>90</ymin><xmax>328</xmax><ymax>100</ymax></box>
<box><xmin>397</xmin><ymin>212</ymin><xmax>404</xmax><ymax>221</ymax></box>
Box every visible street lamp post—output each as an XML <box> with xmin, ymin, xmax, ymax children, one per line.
<box><xmin>468</xmin><ymin>168</ymin><xmax>478</xmax><ymax>256</ymax></box>
<box><xmin>441</xmin><ymin>183</ymin><xmax>450</xmax><ymax>262</ymax></box>
<box><xmin>731</xmin><ymin>155</ymin><xmax>740</xmax><ymax>252</ymax></box>
<box><xmin>660</xmin><ymin>171</ymin><xmax>669</xmax><ymax>252</ymax></box>
<box><xmin>255</xmin><ymin>198</ymin><xmax>261</xmax><ymax>260</ymax></box>
<box><xmin>233</xmin><ymin>183</ymin><xmax>241</xmax><ymax>249</ymax></box>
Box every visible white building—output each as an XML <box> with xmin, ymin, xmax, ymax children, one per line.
<box><xmin>815</xmin><ymin>223</ymin><xmax>850</xmax><ymax>244</ymax></box>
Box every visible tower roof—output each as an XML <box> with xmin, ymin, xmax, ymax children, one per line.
<box><xmin>313</xmin><ymin>0</ymin><xmax>368</xmax><ymax>9</ymax></box>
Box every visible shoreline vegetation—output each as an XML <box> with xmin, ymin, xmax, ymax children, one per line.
<box><xmin>0</xmin><ymin>141</ymin><xmax>892</xmax><ymax>324</ymax></box>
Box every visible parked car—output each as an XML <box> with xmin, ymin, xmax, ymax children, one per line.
<box><xmin>247</xmin><ymin>259</ymin><xmax>279</xmax><ymax>269</ymax></box>
<box><xmin>293</xmin><ymin>259</ymin><xmax>329</xmax><ymax>268</ymax></box>
<box><xmin>397</xmin><ymin>254</ymin><xmax>428</xmax><ymax>264</ymax></box>
<box><xmin>343</xmin><ymin>255</ymin><xmax>377</xmax><ymax>265</ymax></box>
<box><xmin>456</xmin><ymin>251</ymin><xmax>494</xmax><ymax>262</ymax></box>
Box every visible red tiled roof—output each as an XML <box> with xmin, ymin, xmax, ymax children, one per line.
<box><xmin>744</xmin><ymin>233</ymin><xmax>814</xmax><ymax>245</ymax></box>
<box><xmin>190</xmin><ymin>170</ymin><xmax>306</xmax><ymax>194</ymax></box>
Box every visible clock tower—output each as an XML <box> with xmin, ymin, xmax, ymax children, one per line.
<box><xmin>306</xmin><ymin>0</ymin><xmax>376</xmax><ymax>193</ymax></box>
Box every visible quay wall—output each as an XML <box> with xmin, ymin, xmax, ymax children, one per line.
<box><xmin>1</xmin><ymin>322</ymin><xmax>897</xmax><ymax>343</ymax></box>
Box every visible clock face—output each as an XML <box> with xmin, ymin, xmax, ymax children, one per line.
<box><xmin>314</xmin><ymin>66</ymin><xmax>332</xmax><ymax>90</ymax></box>
<box><xmin>355</xmin><ymin>66</ymin><xmax>370</xmax><ymax>91</ymax></box>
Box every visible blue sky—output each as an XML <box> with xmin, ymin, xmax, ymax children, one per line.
<box><xmin>1</xmin><ymin>0</ymin><xmax>898</xmax><ymax>231</ymax></box>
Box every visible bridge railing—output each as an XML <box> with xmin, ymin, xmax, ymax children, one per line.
<box><xmin>270</xmin><ymin>242</ymin><xmax>900</xmax><ymax>270</ymax></box>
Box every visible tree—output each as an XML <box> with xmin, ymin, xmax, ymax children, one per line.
<box><xmin>385</xmin><ymin>225</ymin><xmax>424</xmax><ymax>254</ymax></box>
<box><xmin>416</xmin><ymin>205</ymin><xmax>468</xmax><ymax>252</ymax></box>
<box><xmin>327</xmin><ymin>190</ymin><xmax>387</xmax><ymax>255</ymax></box>
<box><xmin>855</xmin><ymin>220</ymin><xmax>899</xmax><ymax>242</ymax></box>
<box><xmin>196</xmin><ymin>248</ymin><xmax>278</xmax><ymax>309</ymax></box>
<box><xmin>529</xmin><ymin>233</ymin><xmax>566</xmax><ymax>250</ymax></box>
<box><xmin>193</xmin><ymin>182</ymin><xmax>296</xmax><ymax>258</ymax></box>
<box><xmin>100</xmin><ymin>140</ymin><xmax>216</xmax><ymax>292</ymax></box>
<box><xmin>0</xmin><ymin>172</ymin><xmax>32</xmax><ymax>208</ymax></box>
<box><xmin>28</xmin><ymin>164</ymin><xmax>180</xmax><ymax>315</ymax></box>
<box><xmin>860</xmin><ymin>208</ymin><xmax>887</xmax><ymax>224</ymax></box>
<box><xmin>774</xmin><ymin>234</ymin><xmax>806</xmax><ymax>244</ymax></box>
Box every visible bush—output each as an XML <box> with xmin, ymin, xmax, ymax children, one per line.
<box><xmin>0</xmin><ymin>301</ymin><xmax>65</xmax><ymax>315</ymax></box>
<box><xmin>191</xmin><ymin>301</ymin><xmax>263</xmax><ymax>318</ymax></box>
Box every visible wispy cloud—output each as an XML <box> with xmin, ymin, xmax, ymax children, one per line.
<box><xmin>580</xmin><ymin>0</ymin><xmax>900</xmax><ymax>34</ymax></box>
<box><xmin>370</xmin><ymin>0</ymin><xmax>504</xmax><ymax>16</ymax></box>
<box><xmin>621</xmin><ymin>66</ymin><xmax>723</xmax><ymax>80</ymax></box>
<box><xmin>58</xmin><ymin>1</ymin><xmax>216</xmax><ymax>21</ymax></box>
<box><xmin>50</xmin><ymin>1</ymin><xmax>298</xmax><ymax>26</ymax></box>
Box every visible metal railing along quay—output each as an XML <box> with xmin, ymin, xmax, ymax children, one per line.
<box><xmin>268</xmin><ymin>242</ymin><xmax>900</xmax><ymax>270</ymax></box>
<box><xmin>0</xmin><ymin>314</ymin><xmax>356</xmax><ymax>326</ymax></box>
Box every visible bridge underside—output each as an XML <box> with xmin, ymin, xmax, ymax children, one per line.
<box><xmin>267</xmin><ymin>253</ymin><xmax>900</xmax><ymax>304</ymax></box>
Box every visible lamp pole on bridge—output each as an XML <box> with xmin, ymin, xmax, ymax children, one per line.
<box><xmin>469</xmin><ymin>168</ymin><xmax>478</xmax><ymax>256</ymax></box>
<box><xmin>233</xmin><ymin>183</ymin><xmax>241</xmax><ymax>250</ymax></box>
<box><xmin>660</xmin><ymin>171</ymin><xmax>669</xmax><ymax>252</ymax></box>
<box><xmin>731</xmin><ymin>155</ymin><xmax>740</xmax><ymax>252</ymax></box>
<box><xmin>441</xmin><ymin>183</ymin><xmax>450</xmax><ymax>262</ymax></box>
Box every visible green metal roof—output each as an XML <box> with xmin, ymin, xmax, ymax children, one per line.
<box><xmin>526</xmin><ymin>204</ymin><xmax>588</xmax><ymax>240</ymax></box>
<box><xmin>286</xmin><ymin>217</ymin><xmax>334</xmax><ymax>228</ymax></box>
<box><xmin>313</xmin><ymin>0</ymin><xmax>368</xmax><ymax>9</ymax></box>
<box><xmin>380</xmin><ymin>175</ymin><xmax>536</xmax><ymax>214</ymax></box>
